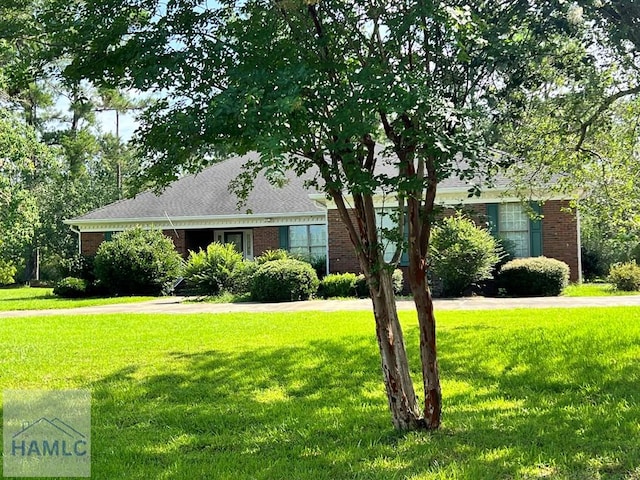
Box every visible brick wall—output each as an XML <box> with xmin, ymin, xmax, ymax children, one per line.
<box><xmin>327</xmin><ymin>209</ymin><xmax>362</xmax><ymax>274</ymax></box>
<box><xmin>81</xmin><ymin>233</ymin><xmax>106</xmax><ymax>256</ymax></box>
<box><xmin>253</xmin><ymin>226</ymin><xmax>280</xmax><ymax>257</ymax></box>
<box><xmin>327</xmin><ymin>206</ymin><xmax>492</xmax><ymax>276</ymax></box>
<box><xmin>327</xmin><ymin>201</ymin><xmax>580</xmax><ymax>281</ymax></box>
<box><xmin>461</xmin><ymin>204</ymin><xmax>488</xmax><ymax>224</ymax></box>
<box><xmin>163</xmin><ymin>229</ymin><xmax>187</xmax><ymax>257</ymax></box>
<box><xmin>541</xmin><ymin>200</ymin><xmax>580</xmax><ymax>281</ymax></box>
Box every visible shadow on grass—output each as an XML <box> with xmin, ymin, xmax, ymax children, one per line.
<box><xmin>433</xmin><ymin>323</ymin><xmax>640</xmax><ymax>478</ymax></box>
<box><xmin>86</xmin><ymin>325</ymin><xmax>640</xmax><ymax>479</ymax></box>
<box><xmin>0</xmin><ymin>294</ymin><xmax>56</xmax><ymax>303</ymax></box>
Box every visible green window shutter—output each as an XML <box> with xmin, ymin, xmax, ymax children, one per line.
<box><xmin>486</xmin><ymin>204</ymin><xmax>499</xmax><ymax>237</ymax></box>
<box><xmin>400</xmin><ymin>212</ymin><xmax>409</xmax><ymax>266</ymax></box>
<box><xmin>529</xmin><ymin>202</ymin><xmax>543</xmax><ymax>257</ymax></box>
<box><xmin>104</xmin><ymin>231</ymin><xmax>113</xmax><ymax>242</ymax></box>
<box><xmin>278</xmin><ymin>226</ymin><xmax>289</xmax><ymax>250</ymax></box>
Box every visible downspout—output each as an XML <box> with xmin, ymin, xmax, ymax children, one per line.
<box><xmin>322</xmin><ymin>210</ymin><xmax>329</xmax><ymax>277</ymax></box>
<box><xmin>70</xmin><ymin>226</ymin><xmax>82</xmax><ymax>255</ymax></box>
<box><xmin>575</xmin><ymin>204</ymin><xmax>583</xmax><ymax>283</ymax></box>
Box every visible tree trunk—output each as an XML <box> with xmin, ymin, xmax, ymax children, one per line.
<box><xmin>326</xmin><ymin>187</ymin><xmax>425</xmax><ymax>430</ymax></box>
<box><xmin>369</xmin><ymin>268</ymin><xmax>425</xmax><ymax>430</ymax></box>
<box><xmin>408</xmin><ymin>263</ymin><xmax>442</xmax><ymax>429</ymax></box>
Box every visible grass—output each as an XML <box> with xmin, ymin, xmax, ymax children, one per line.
<box><xmin>562</xmin><ymin>282</ymin><xmax>640</xmax><ymax>297</ymax></box>
<box><xmin>190</xmin><ymin>282</ymin><xmax>640</xmax><ymax>303</ymax></box>
<box><xmin>186</xmin><ymin>291</ymin><xmax>252</xmax><ymax>304</ymax></box>
<box><xmin>1</xmin><ymin>307</ymin><xmax>640</xmax><ymax>479</ymax></box>
<box><xmin>0</xmin><ymin>286</ymin><xmax>155</xmax><ymax>311</ymax></box>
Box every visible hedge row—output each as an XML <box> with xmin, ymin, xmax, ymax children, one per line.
<box><xmin>52</xmin><ymin>224</ymin><xmax>582</xmax><ymax>300</ymax></box>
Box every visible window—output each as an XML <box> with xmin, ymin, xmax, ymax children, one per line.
<box><xmin>288</xmin><ymin>225</ymin><xmax>326</xmax><ymax>257</ymax></box>
<box><xmin>498</xmin><ymin>203</ymin><xmax>530</xmax><ymax>257</ymax></box>
<box><xmin>376</xmin><ymin>208</ymin><xmax>404</xmax><ymax>264</ymax></box>
<box><xmin>487</xmin><ymin>202</ymin><xmax>542</xmax><ymax>258</ymax></box>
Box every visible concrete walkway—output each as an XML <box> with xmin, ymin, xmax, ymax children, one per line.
<box><xmin>3</xmin><ymin>294</ymin><xmax>640</xmax><ymax>318</ymax></box>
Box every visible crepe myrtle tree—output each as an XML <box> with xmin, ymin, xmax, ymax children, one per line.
<box><xmin>51</xmin><ymin>0</ymin><xmax>632</xmax><ymax>430</ymax></box>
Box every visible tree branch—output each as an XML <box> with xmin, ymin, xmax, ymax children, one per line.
<box><xmin>576</xmin><ymin>85</ymin><xmax>640</xmax><ymax>151</ymax></box>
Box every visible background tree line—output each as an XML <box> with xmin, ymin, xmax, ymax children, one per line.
<box><xmin>0</xmin><ymin>0</ymin><xmax>144</xmax><ymax>283</ymax></box>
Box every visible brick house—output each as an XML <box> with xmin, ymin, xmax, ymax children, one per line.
<box><xmin>65</xmin><ymin>153</ymin><xmax>582</xmax><ymax>282</ymax></box>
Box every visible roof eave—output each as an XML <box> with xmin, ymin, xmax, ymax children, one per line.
<box><xmin>64</xmin><ymin>211</ymin><xmax>327</xmax><ymax>232</ymax></box>
<box><xmin>311</xmin><ymin>187</ymin><xmax>577</xmax><ymax>208</ymax></box>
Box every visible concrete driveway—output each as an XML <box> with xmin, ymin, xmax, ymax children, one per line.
<box><xmin>2</xmin><ymin>294</ymin><xmax>640</xmax><ymax>318</ymax></box>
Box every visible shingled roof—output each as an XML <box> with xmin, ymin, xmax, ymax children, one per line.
<box><xmin>69</xmin><ymin>150</ymin><xmax>516</xmax><ymax>225</ymax></box>
<box><xmin>72</xmin><ymin>154</ymin><xmax>324</xmax><ymax>222</ymax></box>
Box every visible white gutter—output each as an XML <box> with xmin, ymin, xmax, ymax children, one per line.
<box><xmin>64</xmin><ymin>211</ymin><xmax>326</xmax><ymax>232</ymax></box>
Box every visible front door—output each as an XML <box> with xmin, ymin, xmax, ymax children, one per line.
<box><xmin>224</xmin><ymin>232</ymin><xmax>244</xmax><ymax>254</ymax></box>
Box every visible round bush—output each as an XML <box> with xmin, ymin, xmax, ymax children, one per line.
<box><xmin>227</xmin><ymin>260</ymin><xmax>259</xmax><ymax>295</ymax></box>
<box><xmin>430</xmin><ymin>215</ymin><xmax>501</xmax><ymax>297</ymax></box>
<box><xmin>53</xmin><ymin>277</ymin><xmax>89</xmax><ymax>298</ymax></box>
<box><xmin>183</xmin><ymin>242</ymin><xmax>243</xmax><ymax>295</ymax></box>
<box><xmin>250</xmin><ymin>259</ymin><xmax>319</xmax><ymax>302</ymax></box>
<box><xmin>94</xmin><ymin>228</ymin><xmax>183</xmax><ymax>296</ymax></box>
<box><xmin>608</xmin><ymin>261</ymin><xmax>640</xmax><ymax>291</ymax></box>
<box><xmin>290</xmin><ymin>253</ymin><xmax>327</xmax><ymax>279</ymax></box>
<box><xmin>498</xmin><ymin>257</ymin><xmax>570</xmax><ymax>296</ymax></box>
<box><xmin>355</xmin><ymin>269</ymin><xmax>404</xmax><ymax>298</ymax></box>
<box><xmin>319</xmin><ymin>273</ymin><xmax>357</xmax><ymax>298</ymax></box>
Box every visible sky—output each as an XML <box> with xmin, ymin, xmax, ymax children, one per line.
<box><xmin>96</xmin><ymin>109</ymin><xmax>138</xmax><ymax>143</ymax></box>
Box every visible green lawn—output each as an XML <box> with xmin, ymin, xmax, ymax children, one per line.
<box><xmin>0</xmin><ymin>286</ymin><xmax>154</xmax><ymax>310</ymax></box>
<box><xmin>1</xmin><ymin>307</ymin><xmax>639</xmax><ymax>479</ymax></box>
<box><xmin>562</xmin><ymin>282</ymin><xmax>640</xmax><ymax>297</ymax></box>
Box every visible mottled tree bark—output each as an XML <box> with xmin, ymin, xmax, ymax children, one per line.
<box><xmin>369</xmin><ymin>268</ymin><xmax>425</xmax><ymax>430</ymax></box>
<box><xmin>408</xmin><ymin>265</ymin><xmax>442</xmax><ymax>429</ymax></box>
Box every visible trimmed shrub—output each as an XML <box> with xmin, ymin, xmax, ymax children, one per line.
<box><xmin>94</xmin><ymin>228</ymin><xmax>182</xmax><ymax>296</ymax></box>
<box><xmin>53</xmin><ymin>277</ymin><xmax>89</xmax><ymax>298</ymax></box>
<box><xmin>227</xmin><ymin>260</ymin><xmax>259</xmax><ymax>295</ymax></box>
<box><xmin>498</xmin><ymin>257</ymin><xmax>570</xmax><ymax>296</ymax></box>
<box><xmin>291</xmin><ymin>253</ymin><xmax>327</xmax><ymax>279</ymax></box>
<box><xmin>319</xmin><ymin>273</ymin><xmax>358</xmax><ymax>298</ymax></box>
<box><xmin>183</xmin><ymin>242</ymin><xmax>243</xmax><ymax>295</ymax></box>
<box><xmin>250</xmin><ymin>259</ymin><xmax>319</xmax><ymax>302</ymax></box>
<box><xmin>355</xmin><ymin>269</ymin><xmax>404</xmax><ymax>298</ymax></box>
<box><xmin>430</xmin><ymin>214</ymin><xmax>501</xmax><ymax>297</ymax></box>
<box><xmin>256</xmin><ymin>250</ymin><xmax>326</xmax><ymax>278</ymax></box>
<box><xmin>608</xmin><ymin>261</ymin><xmax>640</xmax><ymax>291</ymax></box>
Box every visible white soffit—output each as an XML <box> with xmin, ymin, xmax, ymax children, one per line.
<box><xmin>65</xmin><ymin>212</ymin><xmax>327</xmax><ymax>233</ymax></box>
<box><xmin>309</xmin><ymin>188</ymin><xmax>575</xmax><ymax>208</ymax></box>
